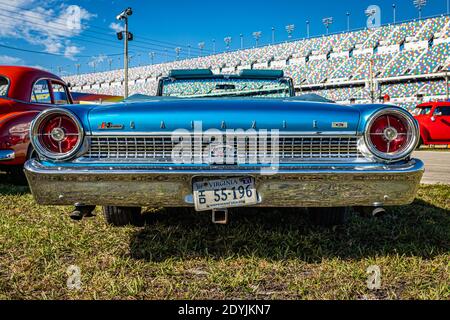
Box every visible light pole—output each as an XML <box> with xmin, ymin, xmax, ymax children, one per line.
<box><xmin>413</xmin><ymin>0</ymin><xmax>427</xmax><ymax>19</ymax></box>
<box><xmin>165</xmin><ymin>49</ymin><xmax>168</xmax><ymax>62</ymax></box>
<box><xmin>75</xmin><ymin>63</ymin><xmax>80</xmax><ymax>75</ymax></box>
<box><xmin>252</xmin><ymin>31</ymin><xmax>262</xmax><ymax>47</ymax></box>
<box><xmin>306</xmin><ymin>20</ymin><xmax>310</xmax><ymax>38</ymax></box>
<box><xmin>212</xmin><ymin>39</ymin><xmax>216</xmax><ymax>54</ymax></box>
<box><xmin>285</xmin><ymin>24</ymin><xmax>295</xmax><ymax>39</ymax></box>
<box><xmin>116</xmin><ymin>7</ymin><xmax>133</xmax><ymax>98</ymax></box>
<box><xmin>108</xmin><ymin>58</ymin><xmax>113</xmax><ymax>71</ymax></box>
<box><xmin>346</xmin><ymin>12</ymin><xmax>350</xmax><ymax>31</ymax></box>
<box><xmin>175</xmin><ymin>47</ymin><xmax>181</xmax><ymax>60</ymax></box>
<box><xmin>149</xmin><ymin>52</ymin><xmax>155</xmax><ymax>65</ymax></box>
<box><xmin>198</xmin><ymin>42</ymin><xmax>205</xmax><ymax>56</ymax></box>
<box><xmin>322</xmin><ymin>17</ymin><xmax>333</xmax><ymax>35</ymax></box>
<box><xmin>224</xmin><ymin>37</ymin><xmax>232</xmax><ymax>51</ymax></box>
<box><xmin>445</xmin><ymin>69</ymin><xmax>449</xmax><ymax>101</ymax></box>
<box><xmin>137</xmin><ymin>53</ymin><xmax>141</xmax><ymax>66</ymax></box>
<box><xmin>271</xmin><ymin>27</ymin><xmax>275</xmax><ymax>44</ymax></box>
<box><xmin>240</xmin><ymin>34</ymin><xmax>244</xmax><ymax>49</ymax></box>
<box><xmin>392</xmin><ymin>4</ymin><xmax>397</xmax><ymax>24</ymax></box>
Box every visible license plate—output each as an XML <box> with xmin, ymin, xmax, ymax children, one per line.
<box><xmin>192</xmin><ymin>177</ymin><xmax>258</xmax><ymax>211</ymax></box>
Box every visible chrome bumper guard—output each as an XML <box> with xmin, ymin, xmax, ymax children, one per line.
<box><xmin>24</xmin><ymin>159</ymin><xmax>424</xmax><ymax>208</ymax></box>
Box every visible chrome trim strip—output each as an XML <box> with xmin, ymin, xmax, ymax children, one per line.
<box><xmin>24</xmin><ymin>159</ymin><xmax>424</xmax><ymax>208</ymax></box>
<box><xmin>0</xmin><ymin>150</ymin><xmax>15</xmax><ymax>161</ymax></box>
<box><xmin>88</xmin><ymin>131</ymin><xmax>359</xmax><ymax>137</ymax></box>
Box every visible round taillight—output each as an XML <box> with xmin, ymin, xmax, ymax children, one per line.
<box><xmin>364</xmin><ymin>108</ymin><xmax>419</xmax><ymax>162</ymax></box>
<box><xmin>31</xmin><ymin>109</ymin><xmax>83</xmax><ymax>160</ymax></box>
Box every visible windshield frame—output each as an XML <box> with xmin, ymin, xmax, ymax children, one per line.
<box><xmin>0</xmin><ymin>74</ymin><xmax>10</xmax><ymax>98</ymax></box>
<box><xmin>157</xmin><ymin>75</ymin><xmax>295</xmax><ymax>98</ymax></box>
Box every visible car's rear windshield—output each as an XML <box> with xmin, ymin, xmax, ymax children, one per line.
<box><xmin>160</xmin><ymin>78</ymin><xmax>292</xmax><ymax>98</ymax></box>
<box><xmin>0</xmin><ymin>76</ymin><xmax>9</xmax><ymax>97</ymax></box>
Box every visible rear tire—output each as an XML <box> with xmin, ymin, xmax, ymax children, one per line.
<box><xmin>308</xmin><ymin>207</ymin><xmax>348</xmax><ymax>227</ymax></box>
<box><xmin>103</xmin><ymin>206</ymin><xmax>144</xmax><ymax>227</ymax></box>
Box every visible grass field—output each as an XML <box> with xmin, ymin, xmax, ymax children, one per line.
<box><xmin>0</xmin><ymin>177</ymin><xmax>449</xmax><ymax>300</ymax></box>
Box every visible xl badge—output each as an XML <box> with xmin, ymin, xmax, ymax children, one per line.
<box><xmin>332</xmin><ymin>122</ymin><xmax>348</xmax><ymax>129</ymax></box>
<box><xmin>98</xmin><ymin>122</ymin><xmax>124</xmax><ymax>130</ymax></box>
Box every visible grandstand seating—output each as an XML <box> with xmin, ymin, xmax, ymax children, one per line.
<box><xmin>65</xmin><ymin>15</ymin><xmax>450</xmax><ymax>110</ymax></box>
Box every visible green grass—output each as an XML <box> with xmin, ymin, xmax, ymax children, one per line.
<box><xmin>0</xmin><ymin>179</ymin><xmax>449</xmax><ymax>300</ymax></box>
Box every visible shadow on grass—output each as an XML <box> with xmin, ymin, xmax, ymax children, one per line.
<box><xmin>129</xmin><ymin>201</ymin><xmax>450</xmax><ymax>263</ymax></box>
<box><xmin>0</xmin><ymin>172</ymin><xmax>30</xmax><ymax>195</ymax></box>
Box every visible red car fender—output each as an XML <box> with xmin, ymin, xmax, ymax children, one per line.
<box><xmin>418</xmin><ymin>124</ymin><xmax>431</xmax><ymax>144</ymax></box>
<box><xmin>0</xmin><ymin>110</ymin><xmax>40</xmax><ymax>165</ymax></box>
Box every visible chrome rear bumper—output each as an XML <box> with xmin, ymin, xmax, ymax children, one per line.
<box><xmin>24</xmin><ymin>159</ymin><xmax>424</xmax><ymax>208</ymax></box>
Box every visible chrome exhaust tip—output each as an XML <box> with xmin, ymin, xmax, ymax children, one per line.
<box><xmin>69</xmin><ymin>204</ymin><xmax>96</xmax><ymax>221</ymax></box>
<box><xmin>212</xmin><ymin>209</ymin><xmax>229</xmax><ymax>225</ymax></box>
<box><xmin>372</xmin><ymin>207</ymin><xmax>386</xmax><ymax>218</ymax></box>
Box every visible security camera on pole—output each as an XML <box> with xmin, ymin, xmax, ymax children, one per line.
<box><xmin>116</xmin><ymin>7</ymin><xmax>133</xmax><ymax>99</ymax></box>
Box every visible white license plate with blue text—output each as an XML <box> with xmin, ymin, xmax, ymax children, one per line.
<box><xmin>193</xmin><ymin>177</ymin><xmax>258</xmax><ymax>211</ymax></box>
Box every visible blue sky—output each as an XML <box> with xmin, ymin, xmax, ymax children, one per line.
<box><xmin>0</xmin><ymin>0</ymin><xmax>448</xmax><ymax>75</ymax></box>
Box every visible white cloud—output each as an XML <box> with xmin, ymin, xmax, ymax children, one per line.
<box><xmin>88</xmin><ymin>54</ymin><xmax>107</xmax><ymax>69</ymax></box>
<box><xmin>109</xmin><ymin>22</ymin><xmax>123</xmax><ymax>33</ymax></box>
<box><xmin>64</xmin><ymin>44</ymin><xmax>82</xmax><ymax>60</ymax></box>
<box><xmin>0</xmin><ymin>55</ymin><xmax>24</xmax><ymax>65</ymax></box>
<box><xmin>0</xmin><ymin>1</ymin><xmax>95</xmax><ymax>58</ymax></box>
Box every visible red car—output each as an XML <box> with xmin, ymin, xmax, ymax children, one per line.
<box><xmin>0</xmin><ymin>66</ymin><xmax>73</xmax><ymax>179</ymax></box>
<box><xmin>414</xmin><ymin>101</ymin><xmax>450</xmax><ymax>146</ymax></box>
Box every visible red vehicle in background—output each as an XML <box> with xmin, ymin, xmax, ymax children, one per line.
<box><xmin>414</xmin><ymin>101</ymin><xmax>450</xmax><ymax>146</ymax></box>
<box><xmin>0</xmin><ymin>66</ymin><xmax>73</xmax><ymax>179</ymax></box>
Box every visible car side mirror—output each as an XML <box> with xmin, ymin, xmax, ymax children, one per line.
<box><xmin>431</xmin><ymin>116</ymin><xmax>436</xmax><ymax>122</ymax></box>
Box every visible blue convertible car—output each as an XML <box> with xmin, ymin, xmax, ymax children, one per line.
<box><xmin>24</xmin><ymin>69</ymin><xmax>424</xmax><ymax>227</ymax></box>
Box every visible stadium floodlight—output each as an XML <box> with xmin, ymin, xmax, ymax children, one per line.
<box><xmin>285</xmin><ymin>24</ymin><xmax>295</xmax><ymax>39</ymax></box>
<box><xmin>75</xmin><ymin>63</ymin><xmax>81</xmax><ymax>75</ymax></box>
<box><xmin>346</xmin><ymin>12</ymin><xmax>350</xmax><ymax>31</ymax></box>
<box><xmin>116</xmin><ymin>7</ymin><xmax>132</xmax><ymax>21</ymax></box>
<box><xmin>271</xmin><ymin>27</ymin><xmax>275</xmax><ymax>44</ymax></box>
<box><xmin>212</xmin><ymin>39</ymin><xmax>216</xmax><ymax>54</ymax></box>
<box><xmin>175</xmin><ymin>47</ymin><xmax>182</xmax><ymax>60</ymax></box>
<box><xmin>108</xmin><ymin>58</ymin><xmax>113</xmax><ymax>70</ymax></box>
<box><xmin>413</xmin><ymin>0</ymin><xmax>427</xmax><ymax>19</ymax></box>
<box><xmin>252</xmin><ymin>31</ymin><xmax>262</xmax><ymax>47</ymax></box>
<box><xmin>392</xmin><ymin>4</ymin><xmax>397</xmax><ymax>24</ymax></box>
<box><xmin>188</xmin><ymin>45</ymin><xmax>191</xmax><ymax>58</ymax></box>
<box><xmin>240</xmin><ymin>34</ymin><xmax>244</xmax><ymax>49</ymax></box>
<box><xmin>224</xmin><ymin>36</ymin><xmax>232</xmax><ymax>51</ymax></box>
<box><xmin>116</xmin><ymin>7</ymin><xmax>133</xmax><ymax>99</ymax></box>
<box><xmin>198</xmin><ymin>42</ymin><xmax>205</xmax><ymax>56</ymax></box>
<box><xmin>322</xmin><ymin>17</ymin><xmax>333</xmax><ymax>35</ymax></box>
<box><xmin>306</xmin><ymin>21</ymin><xmax>310</xmax><ymax>38</ymax></box>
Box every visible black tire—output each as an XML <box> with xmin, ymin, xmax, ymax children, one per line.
<box><xmin>308</xmin><ymin>207</ymin><xmax>348</xmax><ymax>227</ymax></box>
<box><xmin>102</xmin><ymin>206</ymin><xmax>144</xmax><ymax>227</ymax></box>
<box><xmin>416</xmin><ymin>136</ymin><xmax>424</xmax><ymax>149</ymax></box>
